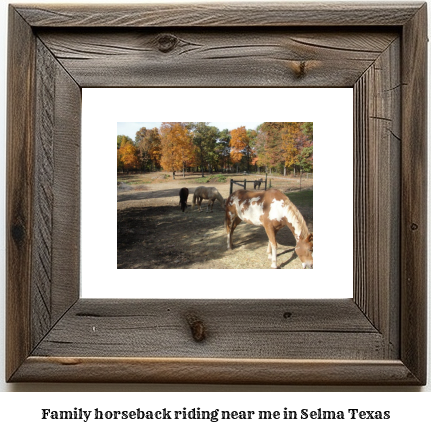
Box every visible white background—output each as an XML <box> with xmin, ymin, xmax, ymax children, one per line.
<box><xmin>0</xmin><ymin>0</ymin><xmax>429</xmax><ymax>424</ymax></box>
<box><xmin>82</xmin><ymin>87</ymin><xmax>353</xmax><ymax>299</ymax></box>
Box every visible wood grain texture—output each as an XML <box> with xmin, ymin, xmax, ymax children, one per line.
<box><xmin>32</xmin><ymin>299</ymin><xmax>384</xmax><ymax>360</ymax></box>
<box><xmin>400</xmin><ymin>3</ymin><xmax>428</xmax><ymax>384</ymax></box>
<box><xmin>31</xmin><ymin>40</ymin><xmax>81</xmax><ymax>348</ymax></box>
<box><xmin>353</xmin><ymin>38</ymin><xmax>401</xmax><ymax>358</ymax></box>
<box><xmin>6</xmin><ymin>2</ymin><xmax>427</xmax><ymax>385</ymax></box>
<box><xmin>31</xmin><ymin>40</ymin><xmax>56</xmax><ymax>347</ymax></box>
<box><xmin>50</xmin><ymin>53</ymin><xmax>81</xmax><ymax>324</ymax></box>
<box><xmin>6</xmin><ymin>8</ymin><xmax>36</xmax><ymax>381</ymax></box>
<box><xmin>37</xmin><ymin>29</ymin><xmax>398</xmax><ymax>88</ymax></box>
<box><xmin>15</xmin><ymin>2</ymin><xmax>423</xmax><ymax>27</ymax></box>
<box><xmin>12</xmin><ymin>357</ymin><xmax>420</xmax><ymax>385</ymax></box>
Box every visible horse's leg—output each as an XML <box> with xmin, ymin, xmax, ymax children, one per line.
<box><xmin>198</xmin><ymin>197</ymin><xmax>202</xmax><ymax>212</ymax></box>
<box><xmin>226</xmin><ymin>215</ymin><xmax>241</xmax><ymax>250</ymax></box>
<box><xmin>267</xmin><ymin>225</ymin><xmax>281</xmax><ymax>259</ymax></box>
<box><xmin>267</xmin><ymin>241</ymin><xmax>272</xmax><ymax>259</ymax></box>
<box><xmin>264</xmin><ymin>225</ymin><xmax>278</xmax><ymax>268</ymax></box>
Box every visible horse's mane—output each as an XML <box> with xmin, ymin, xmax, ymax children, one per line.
<box><xmin>284</xmin><ymin>197</ymin><xmax>310</xmax><ymax>240</ymax></box>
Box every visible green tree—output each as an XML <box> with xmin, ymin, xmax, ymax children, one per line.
<box><xmin>187</xmin><ymin>122</ymin><xmax>220</xmax><ymax>173</ymax></box>
<box><xmin>217</xmin><ymin>129</ymin><xmax>231</xmax><ymax>171</ymax></box>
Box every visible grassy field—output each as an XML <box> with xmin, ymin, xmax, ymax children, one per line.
<box><xmin>285</xmin><ymin>189</ymin><xmax>313</xmax><ymax>208</ymax></box>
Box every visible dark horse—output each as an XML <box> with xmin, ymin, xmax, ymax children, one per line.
<box><xmin>179</xmin><ymin>187</ymin><xmax>189</xmax><ymax>212</ymax></box>
<box><xmin>254</xmin><ymin>178</ymin><xmax>264</xmax><ymax>189</ymax></box>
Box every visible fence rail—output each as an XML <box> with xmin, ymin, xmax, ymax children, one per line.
<box><xmin>229</xmin><ymin>174</ymin><xmax>267</xmax><ymax>195</ymax></box>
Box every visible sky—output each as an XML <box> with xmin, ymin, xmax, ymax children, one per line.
<box><xmin>117</xmin><ymin>122</ymin><xmax>261</xmax><ymax>140</ymax></box>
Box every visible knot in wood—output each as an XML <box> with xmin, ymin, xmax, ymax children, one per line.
<box><xmin>411</xmin><ymin>223</ymin><xmax>419</xmax><ymax>231</ymax></box>
<box><xmin>157</xmin><ymin>34</ymin><xmax>178</xmax><ymax>53</ymax></box>
<box><xmin>295</xmin><ymin>61</ymin><xmax>307</xmax><ymax>79</ymax></box>
<box><xmin>11</xmin><ymin>222</ymin><xmax>25</xmax><ymax>245</ymax></box>
<box><xmin>186</xmin><ymin>314</ymin><xmax>206</xmax><ymax>342</ymax></box>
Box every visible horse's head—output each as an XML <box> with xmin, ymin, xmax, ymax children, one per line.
<box><xmin>295</xmin><ymin>233</ymin><xmax>313</xmax><ymax>269</ymax></box>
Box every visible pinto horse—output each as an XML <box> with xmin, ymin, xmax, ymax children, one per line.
<box><xmin>225</xmin><ymin>188</ymin><xmax>313</xmax><ymax>269</ymax></box>
<box><xmin>192</xmin><ymin>186</ymin><xmax>225</xmax><ymax>212</ymax></box>
<box><xmin>179</xmin><ymin>187</ymin><xmax>189</xmax><ymax>212</ymax></box>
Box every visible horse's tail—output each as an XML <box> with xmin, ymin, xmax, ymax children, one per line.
<box><xmin>192</xmin><ymin>192</ymin><xmax>196</xmax><ymax>208</ymax></box>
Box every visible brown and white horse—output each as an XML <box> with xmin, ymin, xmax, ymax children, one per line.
<box><xmin>225</xmin><ymin>188</ymin><xmax>313</xmax><ymax>269</ymax></box>
<box><xmin>179</xmin><ymin>187</ymin><xmax>189</xmax><ymax>212</ymax></box>
<box><xmin>192</xmin><ymin>186</ymin><xmax>225</xmax><ymax>212</ymax></box>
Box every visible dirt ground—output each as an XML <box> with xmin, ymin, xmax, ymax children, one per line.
<box><xmin>117</xmin><ymin>173</ymin><xmax>313</xmax><ymax>269</ymax></box>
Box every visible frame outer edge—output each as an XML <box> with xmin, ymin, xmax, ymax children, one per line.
<box><xmin>12</xmin><ymin>357</ymin><xmax>422</xmax><ymax>385</ymax></box>
<box><xmin>6</xmin><ymin>6</ymin><xmax>37</xmax><ymax>380</ymax></box>
<box><xmin>400</xmin><ymin>3</ymin><xmax>428</xmax><ymax>384</ymax></box>
<box><xmin>5</xmin><ymin>2</ymin><xmax>428</xmax><ymax>385</ymax></box>
<box><xmin>13</xmin><ymin>2</ymin><xmax>424</xmax><ymax>27</ymax></box>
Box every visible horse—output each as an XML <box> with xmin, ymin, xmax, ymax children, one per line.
<box><xmin>192</xmin><ymin>186</ymin><xmax>225</xmax><ymax>212</ymax></box>
<box><xmin>225</xmin><ymin>188</ymin><xmax>313</xmax><ymax>269</ymax></box>
<box><xmin>254</xmin><ymin>178</ymin><xmax>264</xmax><ymax>189</ymax></box>
<box><xmin>179</xmin><ymin>187</ymin><xmax>189</xmax><ymax>212</ymax></box>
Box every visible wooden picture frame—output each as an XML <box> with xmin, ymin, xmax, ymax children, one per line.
<box><xmin>6</xmin><ymin>2</ymin><xmax>427</xmax><ymax>385</ymax></box>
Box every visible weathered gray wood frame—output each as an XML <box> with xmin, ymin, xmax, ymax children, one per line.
<box><xmin>6</xmin><ymin>2</ymin><xmax>427</xmax><ymax>385</ymax></box>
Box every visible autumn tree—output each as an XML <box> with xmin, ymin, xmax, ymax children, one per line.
<box><xmin>117</xmin><ymin>135</ymin><xmax>140</xmax><ymax>172</ymax></box>
<box><xmin>229</xmin><ymin>126</ymin><xmax>252</xmax><ymax>172</ymax></box>
<box><xmin>135</xmin><ymin>127</ymin><xmax>161</xmax><ymax>171</ymax></box>
<box><xmin>282</xmin><ymin>122</ymin><xmax>313</xmax><ymax>175</ymax></box>
<box><xmin>159</xmin><ymin>122</ymin><xmax>194</xmax><ymax>175</ymax></box>
<box><xmin>254</xmin><ymin>122</ymin><xmax>313</xmax><ymax>174</ymax></box>
<box><xmin>282</xmin><ymin>122</ymin><xmax>302</xmax><ymax>173</ymax></box>
<box><xmin>255</xmin><ymin>123</ymin><xmax>286</xmax><ymax>173</ymax></box>
<box><xmin>117</xmin><ymin>134</ymin><xmax>131</xmax><ymax>149</ymax></box>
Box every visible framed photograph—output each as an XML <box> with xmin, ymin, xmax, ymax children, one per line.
<box><xmin>85</xmin><ymin>87</ymin><xmax>352</xmax><ymax>299</ymax></box>
<box><xmin>6</xmin><ymin>2</ymin><xmax>427</xmax><ymax>384</ymax></box>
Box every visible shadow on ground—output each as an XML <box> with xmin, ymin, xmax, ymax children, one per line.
<box><xmin>118</xmin><ymin>203</ymin><xmax>300</xmax><ymax>269</ymax></box>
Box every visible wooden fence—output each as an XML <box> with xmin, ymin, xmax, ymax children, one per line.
<box><xmin>229</xmin><ymin>174</ymin><xmax>268</xmax><ymax>195</ymax></box>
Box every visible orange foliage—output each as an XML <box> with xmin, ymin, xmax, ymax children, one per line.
<box><xmin>282</xmin><ymin>122</ymin><xmax>302</xmax><ymax>168</ymax></box>
<box><xmin>117</xmin><ymin>141</ymin><xmax>140</xmax><ymax>171</ymax></box>
<box><xmin>159</xmin><ymin>122</ymin><xmax>194</xmax><ymax>172</ymax></box>
<box><xmin>229</xmin><ymin>126</ymin><xmax>249</xmax><ymax>165</ymax></box>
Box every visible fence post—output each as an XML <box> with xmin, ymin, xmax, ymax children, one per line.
<box><xmin>244</xmin><ymin>179</ymin><xmax>246</xmax><ymax>190</ymax></box>
<box><xmin>173</xmin><ymin>172</ymin><xmax>175</xmax><ymax>180</ymax></box>
<box><xmin>265</xmin><ymin>173</ymin><xmax>268</xmax><ymax>190</ymax></box>
<box><xmin>230</xmin><ymin>179</ymin><xmax>233</xmax><ymax>195</ymax></box>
